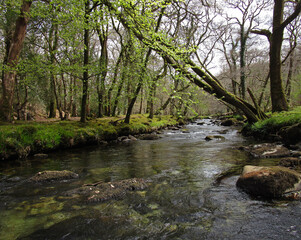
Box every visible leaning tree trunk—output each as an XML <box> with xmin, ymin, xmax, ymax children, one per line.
<box><xmin>0</xmin><ymin>0</ymin><xmax>32</xmax><ymax>121</ymax></box>
<box><xmin>103</xmin><ymin>0</ymin><xmax>267</xmax><ymax>123</ymax></box>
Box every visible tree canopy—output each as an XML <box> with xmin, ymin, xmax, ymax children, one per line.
<box><xmin>0</xmin><ymin>0</ymin><xmax>300</xmax><ymax>122</ymax></box>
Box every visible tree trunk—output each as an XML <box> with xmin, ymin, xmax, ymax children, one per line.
<box><xmin>0</xmin><ymin>0</ymin><xmax>32</xmax><ymax>121</ymax></box>
<box><xmin>285</xmin><ymin>47</ymin><xmax>294</xmax><ymax>104</ymax></box>
<box><xmin>107</xmin><ymin>46</ymin><xmax>124</xmax><ymax>116</ymax></box>
<box><xmin>96</xmin><ymin>30</ymin><xmax>108</xmax><ymax>118</ymax></box>
<box><xmin>124</xmin><ymin>48</ymin><xmax>152</xmax><ymax>124</ymax></box>
<box><xmin>80</xmin><ymin>0</ymin><xmax>90</xmax><ymax>123</ymax></box>
<box><xmin>269</xmin><ymin>0</ymin><xmax>288</xmax><ymax>112</ymax></box>
<box><xmin>48</xmin><ymin>20</ymin><xmax>59</xmax><ymax>118</ymax></box>
<box><xmin>240</xmin><ymin>30</ymin><xmax>247</xmax><ymax>100</ymax></box>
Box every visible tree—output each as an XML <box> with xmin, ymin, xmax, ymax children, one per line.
<box><xmin>103</xmin><ymin>0</ymin><xmax>266</xmax><ymax>123</ymax></box>
<box><xmin>223</xmin><ymin>0</ymin><xmax>270</xmax><ymax>100</ymax></box>
<box><xmin>0</xmin><ymin>0</ymin><xmax>32</xmax><ymax>121</ymax></box>
<box><xmin>252</xmin><ymin>0</ymin><xmax>301</xmax><ymax>112</ymax></box>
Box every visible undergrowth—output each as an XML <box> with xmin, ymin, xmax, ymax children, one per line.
<box><xmin>244</xmin><ymin>106</ymin><xmax>301</xmax><ymax>137</ymax></box>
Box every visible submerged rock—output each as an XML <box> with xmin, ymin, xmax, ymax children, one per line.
<box><xmin>139</xmin><ymin>134</ymin><xmax>160</xmax><ymax>140</ymax></box>
<box><xmin>29</xmin><ymin>170</ymin><xmax>79</xmax><ymax>182</ymax></box>
<box><xmin>33</xmin><ymin>153</ymin><xmax>49</xmax><ymax>159</ymax></box>
<box><xmin>64</xmin><ymin>178</ymin><xmax>147</xmax><ymax>203</ymax></box>
<box><xmin>241</xmin><ymin>143</ymin><xmax>291</xmax><ymax>158</ymax></box>
<box><xmin>236</xmin><ymin>165</ymin><xmax>301</xmax><ymax>199</ymax></box>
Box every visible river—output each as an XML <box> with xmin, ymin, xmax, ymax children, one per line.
<box><xmin>0</xmin><ymin>119</ymin><xmax>300</xmax><ymax>239</ymax></box>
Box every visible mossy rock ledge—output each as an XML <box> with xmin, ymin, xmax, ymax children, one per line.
<box><xmin>236</xmin><ymin>165</ymin><xmax>301</xmax><ymax>200</ymax></box>
<box><xmin>29</xmin><ymin>170</ymin><xmax>79</xmax><ymax>182</ymax></box>
<box><xmin>64</xmin><ymin>178</ymin><xmax>148</xmax><ymax>203</ymax></box>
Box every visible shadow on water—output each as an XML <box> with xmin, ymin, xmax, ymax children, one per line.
<box><xmin>0</xmin><ymin>119</ymin><xmax>300</xmax><ymax>239</ymax></box>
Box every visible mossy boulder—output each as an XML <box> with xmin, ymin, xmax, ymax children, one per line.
<box><xmin>236</xmin><ymin>165</ymin><xmax>301</xmax><ymax>199</ymax></box>
<box><xmin>279</xmin><ymin>123</ymin><xmax>301</xmax><ymax>145</ymax></box>
<box><xmin>64</xmin><ymin>178</ymin><xmax>147</xmax><ymax>203</ymax></box>
<box><xmin>241</xmin><ymin>143</ymin><xmax>291</xmax><ymax>158</ymax></box>
<box><xmin>29</xmin><ymin>170</ymin><xmax>79</xmax><ymax>182</ymax></box>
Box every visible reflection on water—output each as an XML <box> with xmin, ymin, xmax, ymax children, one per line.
<box><xmin>0</xmin><ymin>120</ymin><xmax>300</xmax><ymax>239</ymax></box>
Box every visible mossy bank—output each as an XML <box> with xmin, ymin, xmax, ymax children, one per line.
<box><xmin>0</xmin><ymin>115</ymin><xmax>182</xmax><ymax>161</ymax></box>
<box><xmin>242</xmin><ymin>107</ymin><xmax>301</xmax><ymax>145</ymax></box>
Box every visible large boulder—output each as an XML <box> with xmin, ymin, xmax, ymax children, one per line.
<box><xmin>236</xmin><ymin>165</ymin><xmax>301</xmax><ymax>199</ymax></box>
<box><xmin>64</xmin><ymin>178</ymin><xmax>147</xmax><ymax>203</ymax></box>
<box><xmin>279</xmin><ymin>123</ymin><xmax>301</xmax><ymax>145</ymax></box>
<box><xmin>29</xmin><ymin>170</ymin><xmax>79</xmax><ymax>182</ymax></box>
<box><xmin>241</xmin><ymin>143</ymin><xmax>291</xmax><ymax>158</ymax></box>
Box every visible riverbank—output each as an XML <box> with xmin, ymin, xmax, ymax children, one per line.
<box><xmin>241</xmin><ymin>106</ymin><xmax>301</xmax><ymax>146</ymax></box>
<box><xmin>0</xmin><ymin>115</ymin><xmax>182</xmax><ymax>161</ymax></box>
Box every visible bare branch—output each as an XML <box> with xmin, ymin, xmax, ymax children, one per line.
<box><xmin>250</xmin><ymin>29</ymin><xmax>271</xmax><ymax>41</ymax></box>
<box><xmin>280</xmin><ymin>0</ymin><xmax>301</xmax><ymax>29</ymax></box>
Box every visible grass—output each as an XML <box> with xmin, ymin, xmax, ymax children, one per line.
<box><xmin>0</xmin><ymin>114</ymin><xmax>180</xmax><ymax>160</ymax></box>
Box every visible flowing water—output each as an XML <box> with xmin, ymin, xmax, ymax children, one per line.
<box><xmin>0</xmin><ymin>120</ymin><xmax>300</xmax><ymax>239</ymax></box>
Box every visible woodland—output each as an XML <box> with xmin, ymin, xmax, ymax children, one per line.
<box><xmin>0</xmin><ymin>0</ymin><xmax>300</xmax><ymax>124</ymax></box>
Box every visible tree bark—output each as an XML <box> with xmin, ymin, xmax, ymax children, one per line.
<box><xmin>48</xmin><ymin>19</ymin><xmax>59</xmax><ymax>118</ymax></box>
<box><xmin>0</xmin><ymin>0</ymin><xmax>32</xmax><ymax>121</ymax></box>
<box><xmin>240</xmin><ymin>29</ymin><xmax>247</xmax><ymax>99</ymax></box>
<box><xmin>96</xmin><ymin>25</ymin><xmax>108</xmax><ymax>118</ymax></box>
<box><xmin>124</xmin><ymin>48</ymin><xmax>152</xmax><ymax>124</ymax></box>
<box><xmin>80</xmin><ymin>0</ymin><xmax>90</xmax><ymax>123</ymax></box>
<box><xmin>269</xmin><ymin>0</ymin><xmax>288</xmax><ymax>112</ymax></box>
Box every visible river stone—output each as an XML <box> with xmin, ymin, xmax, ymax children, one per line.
<box><xmin>221</xmin><ymin>119</ymin><xmax>234</xmax><ymax>126</ymax></box>
<box><xmin>236</xmin><ymin>165</ymin><xmax>301</xmax><ymax>199</ymax></box>
<box><xmin>29</xmin><ymin>170</ymin><xmax>79</xmax><ymax>182</ymax></box>
<box><xmin>279</xmin><ymin>157</ymin><xmax>301</xmax><ymax>171</ymax></box>
<box><xmin>128</xmin><ymin>135</ymin><xmax>137</xmax><ymax>141</ymax></box>
<box><xmin>64</xmin><ymin>178</ymin><xmax>147</xmax><ymax>203</ymax></box>
<box><xmin>205</xmin><ymin>135</ymin><xmax>225</xmax><ymax>141</ymax></box>
<box><xmin>241</xmin><ymin>143</ymin><xmax>291</xmax><ymax>158</ymax></box>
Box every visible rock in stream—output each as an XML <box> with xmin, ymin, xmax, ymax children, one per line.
<box><xmin>236</xmin><ymin>165</ymin><xmax>301</xmax><ymax>200</ymax></box>
<box><xmin>64</xmin><ymin>178</ymin><xmax>148</xmax><ymax>203</ymax></box>
<box><xmin>240</xmin><ymin>143</ymin><xmax>291</xmax><ymax>158</ymax></box>
<box><xmin>29</xmin><ymin>170</ymin><xmax>79</xmax><ymax>182</ymax></box>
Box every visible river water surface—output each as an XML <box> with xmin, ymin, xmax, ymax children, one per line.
<box><xmin>0</xmin><ymin>120</ymin><xmax>300</xmax><ymax>239</ymax></box>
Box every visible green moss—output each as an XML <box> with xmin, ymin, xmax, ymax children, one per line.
<box><xmin>0</xmin><ymin>115</ymin><xmax>180</xmax><ymax>160</ymax></box>
<box><xmin>245</xmin><ymin>106</ymin><xmax>301</xmax><ymax>136</ymax></box>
